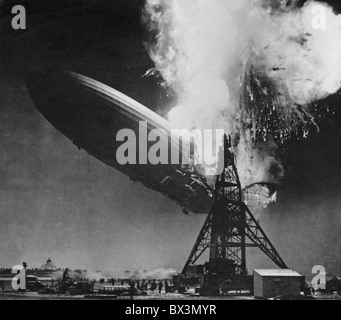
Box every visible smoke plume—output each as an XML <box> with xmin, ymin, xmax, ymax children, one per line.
<box><xmin>121</xmin><ymin>268</ymin><xmax>177</xmax><ymax>280</ymax></box>
<box><xmin>144</xmin><ymin>0</ymin><xmax>341</xmax><ymax>188</ymax></box>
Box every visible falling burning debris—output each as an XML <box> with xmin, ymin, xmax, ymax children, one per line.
<box><xmin>243</xmin><ymin>183</ymin><xmax>278</xmax><ymax>218</ymax></box>
<box><xmin>144</xmin><ymin>0</ymin><xmax>341</xmax><ymax>210</ymax></box>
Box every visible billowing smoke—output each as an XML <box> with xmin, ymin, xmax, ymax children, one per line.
<box><xmin>122</xmin><ymin>268</ymin><xmax>177</xmax><ymax>280</ymax></box>
<box><xmin>144</xmin><ymin>0</ymin><xmax>341</xmax><ymax>190</ymax></box>
<box><xmin>251</xmin><ymin>1</ymin><xmax>341</xmax><ymax>106</ymax></box>
<box><xmin>144</xmin><ymin>0</ymin><xmax>248</xmax><ymax>132</ymax></box>
<box><xmin>50</xmin><ymin>268</ymin><xmax>177</xmax><ymax>281</ymax></box>
<box><xmin>50</xmin><ymin>269</ymin><xmax>92</xmax><ymax>281</ymax></box>
<box><xmin>236</xmin><ymin>134</ymin><xmax>285</xmax><ymax>187</ymax></box>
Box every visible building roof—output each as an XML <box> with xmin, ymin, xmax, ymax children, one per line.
<box><xmin>253</xmin><ymin>269</ymin><xmax>302</xmax><ymax>277</ymax></box>
<box><xmin>40</xmin><ymin>258</ymin><xmax>57</xmax><ymax>271</ymax></box>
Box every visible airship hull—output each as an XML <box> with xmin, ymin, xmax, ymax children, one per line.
<box><xmin>27</xmin><ymin>70</ymin><xmax>214</xmax><ymax>214</ymax></box>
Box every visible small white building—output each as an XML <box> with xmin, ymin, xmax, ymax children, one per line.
<box><xmin>253</xmin><ymin>269</ymin><xmax>303</xmax><ymax>299</ymax></box>
<box><xmin>40</xmin><ymin>258</ymin><xmax>57</xmax><ymax>272</ymax></box>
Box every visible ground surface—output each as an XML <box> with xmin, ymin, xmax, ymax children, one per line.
<box><xmin>0</xmin><ymin>291</ymin><xmax>340</xmax><ymax>300</ymax></box>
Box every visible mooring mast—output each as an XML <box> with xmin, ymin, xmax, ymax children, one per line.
<box><xmin>182</xmin><ymin>136</ymin><xmax>287</xmax><ymax>277</ymax></box>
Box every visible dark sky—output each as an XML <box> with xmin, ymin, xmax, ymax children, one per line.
<box><xmin>0</xmin><ymin>0</ymin><xmax>340</xmax><ymax>276</ymax></box>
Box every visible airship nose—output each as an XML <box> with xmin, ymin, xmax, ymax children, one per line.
<box><xmin>27</xmin><ymin>68</ymin><xmax>60</xmax><ymax>91</ymax></box>
<box><xmin>26</xmin><ymin>69</ymin><xmax>214</xmax><ymax>214</ymax></box>
<box><xmin>27</xmin><ymin>69</ymin><xmax>67</xmax><ymax>116</ymax></box>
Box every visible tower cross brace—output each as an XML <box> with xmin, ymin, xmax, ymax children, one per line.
<box><xmin>182</xmin><ymin>136</ymin><xmax>287</xmax><ymax>276</ymax></box>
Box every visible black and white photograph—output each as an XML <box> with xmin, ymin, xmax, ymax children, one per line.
<box><xmin>0</xmin><ymin>0</ymin><xmax>340</xmax><ymax>305</ymax></box>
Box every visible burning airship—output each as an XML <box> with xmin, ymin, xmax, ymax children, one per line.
<box><xmin>27</xmin><ymin>69</ymin><xmax>288</xmax><ymax>278</ymax></box>
<box><xmin>26</xmin><ymin>69</ymin><xmax>214</xmax><ymax>214</ymax></box>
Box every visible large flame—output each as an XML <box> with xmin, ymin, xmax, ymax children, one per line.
<box><xmin>144</xmin><ymin>0</ymin><xmax>341</xmax><ymax>191</ymax></box>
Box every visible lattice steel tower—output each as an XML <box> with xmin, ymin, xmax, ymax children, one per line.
<box><xmin>182</xmin><ymin>136</ymin><xmax>287</xmax><ymax>277</ymax></box>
